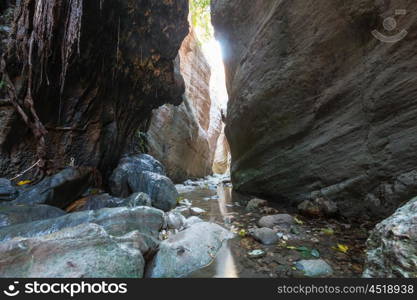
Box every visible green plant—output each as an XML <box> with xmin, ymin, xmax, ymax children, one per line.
<box><xmin>189</xmin><ymin>0</ymin><xmax>213</xmax><ymax>43</ymax></box>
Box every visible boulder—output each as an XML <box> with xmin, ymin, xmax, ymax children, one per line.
<box><xmin>109</xmin><ymin>154</ymin><xmax>166</xmax><ymax>197</ymax></box>
<box><xmin>0</xmin><ymin>204</ymin><xmax>66</xmax><ymax>228</ymax></box>
<box><xmin>132</xmin><ymin>171</ymin><xmax>178</xmax><ymax>212</ymax></box>
<box><xmin>146</xmin><ymin>222</ymin><xmax>233</xmax><ymax>278</ymax></box>
<box><xmin>0</xmin><ymin>178</ymin><xmax>17</xmax><ymax>201</ymax></box>
<box><xmin>211</xmin><ymin>0</ymin><xmax>417</xmax><ymax>218</ymax></box>
<box><xmin>0</xmin><ymin>223</ymin><xmax>145</xmax><ymax>278</ymax></box>
<box><xmin>298</xmin><ymin>198</ymin><xmax>338</xmax><ymax>217</ymax></box>
<box><xmin>295</xmin><ymin>259</ymin><xmax>334</xmax><ymax>277</ymax></box>
<box><xmin>250</xmin><ymin>227</ymin><xmax>279</xmax><ymax>245</ymax></box>
<box><xmin>0</xmin><ymin>206</ymin><xmax>164</xmax><ymax>248</ymax></box>
<box><xmin>12</xmin><ymin>168</ymin><xmax>94</xmax><ymax>208</ymax></box>
<box><xmin>67</xmin><ymin>192</ymin><xmax>152</xmax><ymax>212</ymax></box>
<box><xmin>165</xmin><ymin>211</ymin><xmax>186</xmax><ymax>230</ymax></box>
<box><xmin>185</xmin><ymin>216</ymin><xmax>204</xmax><ymax>228</ymax></box>
<box><xmin>190</xmin><ymin>207</ymin><xmax>206</xmax><ymax>216</ymax></box>
<box><xmin>258</xmin><ymin>214</ymin><xmax>294</xmax><ymax>229</ymax></box>
<box><xmin>246</xmin><ymin>198</ymin><xmax>268</xmax><ymax>212</ymax></box>
<box><xmin>363</xmin><ymin>197</ymin><xmax>417</xmax><ymax>278</ymax></box>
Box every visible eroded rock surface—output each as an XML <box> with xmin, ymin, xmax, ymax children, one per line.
<box><xmin>147</xmin><ymin>28</ymin><xmax>222</xmax><ymax>182</ymax></box>
<box><xmin>146</xmin><ymin>222</ymin><xmax>233</xmax><ymax>278</ymax></box>
<box><xmin>363</xmin><ymin>197</ymin><xmax>417</xmax><ymax>278</ymax></box>
<box><xmin>0</xmin><ymin>206</ymin><xmax>164</xmax><ymax>246</ymax></box>
<box><xmin>0</xmin><ymin>0</ymin><xmax>189</xmax><ymax>181</ymax></box>
<box><xmin>0</xmin><ymin>223</ymin><xmax>145</xmax><ymax>278</ymax></box>
<box><xmin>0</xmin><ymin>204</ymin><xmax>66</xmax><ymax>228</ymax></box>
<box><xmin>212</xmin><ymin>0</ymin><xmax>417</xmax><ymax>217</ymax></box>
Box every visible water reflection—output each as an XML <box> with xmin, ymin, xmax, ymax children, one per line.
<box><xmin>179</xmin><ymin>178</ymin><xmax>239</xmax><ymax>278</ymax></box>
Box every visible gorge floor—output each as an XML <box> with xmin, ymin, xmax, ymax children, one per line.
<box><xmin>176</xmin><ymin>176</ymin><xmax>375</xmax><ymax>278</ymax></box>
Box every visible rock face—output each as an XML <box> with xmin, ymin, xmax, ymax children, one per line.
<box><xmin>212</xmin><ymin>0</ymin><xmax>417</xmax><ymax>217</ymax></box>
<box><xmin>0</xmin><ymin>178</ymin><xmax>17</xmax><ymax>201</ymax></box>
<box><xmin>363</xmin><ymin>197</ymin><xmax>417</xmax><ymax>278</ymax></box>
<box><xmin>146</xmin><ymin>222</ymin><xmax>233</xmax><ymax>278</ymax></box>
<box><xmin>13</xmin><ymin>167</ymin><xmax>95</xmax><ymax>208</ymax></box>
<box><xmin>0</xmin><ymin>0</ymin><xmax>189</xmax><ymax>181</ymax></box>
<box><xmin>66</xmin><ymin>192</ymin><xmax>152</xmax><ymax>212</ymax></box>
<box><xmin>0</xmin><ymin>206</ymin><xmax>165</xmax><ymax>245</ymax></box>
<box><xmin>147</xmin><ymin>28</ymin><xmax>222</xmax><ymax>182</ymax></box>
<box><xmin>212</xmin><ymin>125</ymin><xmax>231</xmax><ymax>174</ymax></box>
<box><xmin>0</xmin><ymin>223</ymin><xmax>145</xmax><ymax>278</ymax></box>
<box><xmin>0</xmin><ymin>204</ymin><xmax>66</xmax><ymax>228</ymax></box>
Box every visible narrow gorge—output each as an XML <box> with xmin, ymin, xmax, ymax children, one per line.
<box><xmin>0</xmin><ymin>0</ymin><xmax>416</xmax><ymax>279</ymax></box>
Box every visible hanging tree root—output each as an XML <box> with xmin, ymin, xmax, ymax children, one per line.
<box><xmin>1</xmin><ymin>57</ymin><xmax>48</xmax><ymax>181</ymax></box>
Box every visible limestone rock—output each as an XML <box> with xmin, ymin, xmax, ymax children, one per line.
<box><xmin>0</xmin><ymin>223</ymin><xmax>145</xmax><ymax>278</ymax></box>
<box><xmin>12</xmin><ymin>168</ymin><xmax>95</xmax><ymax>208</ymax></box>
<box><xmin>295</xmin><ymin>259</ymin><xmax>334</xmax><ymax>277</ymax></box>
<box><xmin>147</xmin><ymin>28</ymin><xmax>222</xmax><ymax>182</ymax></box>
<box><xmin>212</xmin><ymin>0</ymin><xmax>417</xmax><ymax>217</ymax></box>
<box><xmin>258</xmin><ymin>214</ymin><xmax>294</xmax><ymax>229</ymax></box>
<box><xmin>0</xmin><ymin>206</ymin><xmax>165</xmax><ymax>246</ymax></box>
<box><xmin>0</xmin><ymin>204</ymin><xmax>66</xmax><ymax>228</ymax></box>
<box><xmin>246</xmin><ymin>198</ymin><xmax>268</xmax><ymax>212</ymax></box>
<box><xmin>0</xmin><ymin>178</ymin><xmax>17</xmax><ymax>201</ymax></box>
<box><xmin>250</xmin><ymin>227</ymin><xmax>279</xmax><ymax>245</ymax></box>
<box><xmin>146</xmin><ymin>222</ymin><xmax>233</xmax><ymax>278</ymax></box>
<box><xmin>363</xmin><ymin>197</ymin><xmax>417</xmax><ymax>278</ymax></box>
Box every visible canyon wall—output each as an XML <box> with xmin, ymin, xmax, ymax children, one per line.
<box><xmin>212</xmin><ymin>0</ymin><xmax>417</xmax><ymax>217</ymax></box>
<box><xmin>147</xmin><ymin>29</ymin><xmax>222</xmax><ymax>183</ymax></box>
<box><xmin>0</xmin><ymin>0</ymin><xmax>189</xmax><ymax>180</ymax></box>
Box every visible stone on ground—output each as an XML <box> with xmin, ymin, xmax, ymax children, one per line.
<box><xmin>258</xmin><ymin>214</ymin><xmax>294</xmax><ymax>228</ymax></box>
<box><xmin>295</xmin><ymin>259</ymin><xmax>333</xmax><ymax>277</ymax></box>
<box><xmin>250</xmin><ymin>227</ymin><xmax>279</xmax><ymax>245</ymax></box>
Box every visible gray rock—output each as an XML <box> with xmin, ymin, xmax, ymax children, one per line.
<box><xmin>165</xmin><ymin>211</ymin><xmax>186</xmax><ymax>230</ymax></box>
<box><xmin>246</xmin><ymin>198</ymin><xmax>268</xmax><ymax>212</ymax></box>
<box><xmin>190</xmin><ymin>207</ymin><xmax>206</xmax><ymax>216</ymax></box>
<box><xmin>133</xmin><ymin>171</ymin><xmax>178</xmax><ymax>212</ymax></box>
<box><xmin>185</xmin><ymin>216</ymin><xmax>204</xmax><ymax>227</ymax></box>
<box><xmin>0</xmin><ymin>206</ymin><xmax>164</xmax><ymax>249</ymax></box>
<box><xmin>363</xmin><ymin>197</ymin><xmax>417</xmax><ymax>278</ymax></box>
<box><xmin>109</xmin><ymin>154</ymin><xmax>166</xmax><ymax>197</ymax></box>
<box><xmin>0</xmin><ymin>223</ymin><xmax>145</xmax><ymax>278</ymax></box>
<box><xmin>211</xmin><ymin>0</ymin><xmax>417</xmax><ymax>218</ymax></box>
<box><xmin>0</xmin><ymin>204</ymin><xmax>66</xmax><ymax>228</ymax></box>
<box><xmin>248</xmin><ymin>249</ymin><xmax>266</xmax><ymax>259</ymax></box>
<box><xmin>12</xmin><ymin>167</ymin><xmax>94</xmax><ymax>208</ymax></box>
<box><xmin>0</xmin><ymin>178</ymin><xmax>17</xmax><ymax>201</ymax></box>
<box><xmin>72</xmin><ymin>192</ymin><xmax>152</xmax><ymax>212</ymax></box>
<box><xmin>258</xmin><ymin>214</ymin><xmax>294</xmax><ymax>228</ymax></box>
<box><xmin>295</xmin><ymin>259</ymin><xmax>333</xmax><ymax>277</ymax></box>
<box><xmin>250</xmin><ymin>227</ymin><xmax>279</xmax><ymax>245</ymax></box>
<box><xmin>298</xmin><ymin>198</ymin><xmax>338</xmax><ymax>217</ymax></box>
<box><xmin>126</xmin><ymin>192</ymin><xmax>152</xmax><ymax>207</ymax></box>
<box><xmin>146</xmin><ymin>222</ymin><xmax>233</xmax><ymax>278</ymax></box>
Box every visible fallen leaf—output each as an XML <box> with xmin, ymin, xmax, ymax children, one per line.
<box><xmin>321</xmin><ymin>228</ymin><xmax>335</xmax><ymax>235</ymax></box>
<box><xmin>238</xmin><ymin>229</ymin><xmax>247</xmax><ymax>237</ymax></box>
<box><xmin>294</xmin><ymin>216</ymin><xmax>304</xmax><ymax>225</ymax></box>
<box><xmin>17</xmin><ymin>180</ymin><xmax>32</xmax><ymax>186</ymax></box>
<box><xmin>333</xmin><ymin>243</ymin><xmax>349</xmax><ymax>254</ymax></box>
